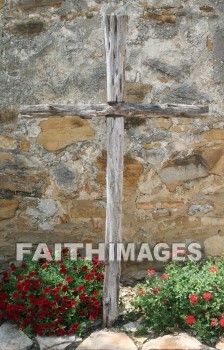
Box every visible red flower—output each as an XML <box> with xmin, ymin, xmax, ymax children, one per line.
<box><xmin>60</xmin><ymin>266</ymin><xmax>67</xmax><ymax>274</ymax></box>
<box><xmin>211</xmin><ymin>318</ymin><xmax>218</xmax><ymax>327</ymax></box>
<box><xmin>65</xmin><ymin>276</ymin><xmax>73</xmax><ymax>283</ymax></box>
<box><xmin>72</xmin><ymin>323</ymin><xmax>79</xmax><ymax>331</ymax></box>
<box><xmin>77</xmin><ymin>285</ymin><xmax>85</xmax><ymax>292</ymax></box>
<box><xmin>71</xmin><ymin>300</ymin><xmax>77</xmax><ymax>307</ymax></box>
<box><xmin>161</xmin><ymin>274</ymin><xmax>170</xmax><ymax>280</ymax></box>
<box><xmin>10</xmin><ymin>264</ymin><xmax>16</xmax><ymax>272</ymax></box>
<box><xmin>203</xmin><ymin>292</ymin><xmax>212</xmax><ymax>300</ymax></box>
<box><xmin>93</xmin><ymin>300</ymin><xmax>101</xmax><ymax>307</ymax></box>
<box><xmin>148</xmin><ymin>269</ymin><xmax>155</xmax><ymax>275</ymax></box>
<box><xmin>12</xmin><ymin>292</ymin><xmax>20</xmax><ymax>299</ymax></box>
<box><xmin>93</xmin><ymin>289</ymin><xmax>99</xmax><ymax>296</ymax></box>
<box><xmin>21</xmin><ymin>263</ymin><xmax>27</xmax><ymax>269</ymax></box>
<box><xmin>186</xmin><ymin>315</ymin><xmax>196</xmax><ymax>325</ymax></box>
<box><xmin>62</xmin><ymin>247</ymin><xmax>69</xmax><ymax>255</ymax></box>
<box><xmin>220</xmin><ymin>317</ymin><xmax>224</xmax><ymax>327</ymax></box>
<box><xmin>44</xmin><ymin>287</ymin><xmax>51</xmax><ymax>294</ymax></box>
<box><xmin>189</xmin><ymin>294</ymin><xmax>199</xmax><ymax>304</ymax></box>
<box><xmin>85</xmin><ymin>273</ymin><xmax>93</xmax><ymax>281</ymax></box>
<box><xmin>137</xmin><ymin>289</ymin><xmax>145</xmax><ymax>296</ymax></box>
<box><xmin>162</xmin><ymin>299</ymin><xmax>169</xmax><ymax>303</ymax></box>
<box><xmin>92</xmin><ymin>256</ymin><xmax>99</xmax><ymax>265</ymax></box>
<box><xmin>151</xmin><ymin>287</ymin><xmax>161</xmax><ymax>295</ymax></box>
<box><xmin>209</xmin><ymin>267</ymin><xmax>218</xmax><ymax>273</ymax></box>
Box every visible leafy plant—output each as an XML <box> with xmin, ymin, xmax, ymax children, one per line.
<box><xmin>0</xmin><ymin>249</ymin><xmax>104</xmax><ymax>337</ymax></box>
<box><xmin>131</xmin><ymin>258</ymin><xmax>224</xmax><ymax>345</ymax></box>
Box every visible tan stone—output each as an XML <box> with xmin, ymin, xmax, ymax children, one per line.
<box><xmin>152</xmin><ymin>208</ymin><xmax>170</xmax><ymax>220</ymax></box>
<box><xmin>201</xmin><ymin>217</ymin><xmax>224</xmax><ymax>226</ymax></box>
<box><xmin>203</xmin><ymin>129</ymin><xmax>224</xmax><ymax>140</ymax></box>
<box><xmin>200</xmin><ymin>5</ymin><xmax>214</xmax><ymax>12</ymax></box>
<box><xmin>124</xmin><ymin>156</ymin><xmax>143</xmax><ymax>195</ymax></box>
<box><xmin>216</xmin><ymin>340</ymin><xmax>224</xmax><ymax>350</ymax></box>
<box><xmin>77</xmin><ymin>330</ymin><xmax>138</xmax><ymax>350</ymax></box>
<box><xmin>138</xmin><ymin>168</ymin><xmax>164</xmax><ymax>195</ymax></box>
<box><xmin>207</xmin><ymin>36</ymin><xmax>213</xmax><ymax>51</ymax></box>
<box><xmin>37</xmin><ymin>117</ymin><xmax>94</xmax><ymax>151</ymax></box>
<box><xmin>170</xmin><ymin>125</ymin><xmax>189</xmax><ymax>132</ymax></box>
<box><xmin>136</xmin><ymin>201</ymin><xmax>183</xmax><ymax>210</ymax></box>
<box><xmin>0</xmin><ymin>135</ymin><xmax>17</xmax><ymax>150</ymax></box>
<box><xmin>5</xmin><ymin>169</ymin><xmax>17</xmax><ymax>175</ymax></box>
<box><xmin>0</xmin><ymin>108</ymin><xmax>18</xmax><ymax>123</ymax></box>
<box><xmin>153</xmin><ymin>118</ymin><xmax>172</xmax><ymax>129</ymax></box>
<box><xmin>204</xmin><ymin>235</ymin><xmax>224</xmax><ymax>256</ymax></box>
<box><xmin>165</xmin><ymin>183</ymin><xmax>179</xmax><ymax>192</ymax></box>
<box><xmin>170</xmin><ymin>125</ymin><xmax>182</xmax><ymax>132</ymax></box>
<box><xmin>142</xmin><ymin>333</ymin><xmax>213</xmax><ymax>350</ymax></box>
<box><xmin>165</xmin><ymin>216</ymin><xmax>201</xmax><ymax>229</ymax></box>
<box><xmin>0</xmin><ymin>174</ymin><xmax>46</xmax><ymax>193</ymax></box>
<box><xmin>0</xmin><ymin>0</ymin><xmax>5</xmax><ymax>9</ymax></box>
<box><xmin>158</xmin><ymin>76</ymin><xmax>169</xmax><ymax>83</ymax></box>
<box><xmin>20</xmin><ymin>139</ymin><xmax>30</xmax><ymax>152</ymax></box>
<box><xmin>60</xmin><ymin>6</ymin><xmax>100</xmax><ymax>20</ymax></box>
<box><xmin>95</xmin><ymin>151</ymin><xmax>143</xmax><ymax>196</ymax></box>
<box><xmin>0</xmin><ymin>199</ymin><xmax>19</xmax><ymax>221</ymax></box>
<box><xmin>143</xmin><ymin>142</ymin><xmax>161</xmax><ymax>149</ymax></box>
<box><xmin>200</xmin><ymin>146</ymin><xmax>224</xmax><ymax>175</ymax></box>
<box><xmin>6</xmin><ymin>19</ymin><xmax>46</xmax><ymax>37</ymax></box>
<box><xmin>70</xmin><ymin>200</ymin><xmax>106</xmax><ymax>218</ymax></box>
<box><xmin>142</xmin><ymin>12</ymin><xmax>177</xmax><ymax>23</ymax></box>
<box><xmin>17</xmin><ymin>0</ymin><xmax>64</xmax><ymax>10</ymax></box>
<box><xmin>0</xmin><ymin>153</ymin><xmax>13</xmax><ymax>160</ymax></box>
<box><xmin>125</xmin><ymin>83</ymin><xmax>152</xmax><ymax>103</ymax></box>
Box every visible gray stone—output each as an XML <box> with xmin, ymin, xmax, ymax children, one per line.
<box><xmin>142</xmin><ymin>333</ymin><xmax>215</xmax><ymax>350</ymax></box>
<box><xmin>159</xmin><ymin>163</ymin><xmax>208</xmax><ymax>184</ymax></box>
<box><xmin>188</xmin><ymin>204</ymin><xmax>214</xmax><ymax>215</ymax></box>
<box><xmin>37</xmin><ymin>199</ymin><xmax>58</xmax><ymax>218</ymax></box>
<box><xmin>123</xmin><ymin>321</ymin><xmax>142</xmax><ymax>334</ymax></box>
<box><xmin>143</xmin><ymin>58</ymin><xmax>191</xmax><ymax>82</ymax></box>
<box><xmin>76</xmin><ymin>330</ymin><xmax>138</xmax><ymax>350</ymax></box>
<box><xmin>36</xmin><ymin>335</ymin><xmax>81</xmax><ymax>350</ymax></box>
<box><xmin>0</xmin><ymin>323</ymin><xmax>33</xmax><ymax>350</ymax></box>
<box><xmin>52</xmin><ymin>164</ymin><xmax>76</xmax><ymax>191</ymax></box>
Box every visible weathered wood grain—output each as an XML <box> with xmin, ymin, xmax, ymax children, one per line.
<box><xmin>20</xmin><ymin>103</ymin><xmax>209</xmax><ymax>118</ymax></box>
<box><xmin>103</xmin><ymin>14</ymin><xmax>128</xmax><ymax>328</ymax></box>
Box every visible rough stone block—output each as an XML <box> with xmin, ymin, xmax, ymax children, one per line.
<box><xmin>17</xmin><ymin>0</ymin><xmax>64</xmax><ymax>10</ymax></box>
<box><xmin>76</xmin><ymin>330</ymin><xmax>138</xmax><ymax>350</ymax></box>
<box><xmin>0</xmin><ymin>135</ymin><xmax>17</xmax><ymax>150</ymax></box>
<box><xmin>6</xmin><ymin>19</ymin><xmax>46</xmax><ymax>37</ymax></box>
<box><xmin>70</xmin><ymin>200</ymin><xmax>105</xmax><ymax>218</ymax></box>
<box><xmin>0</xmin><ymin>199</ymin><xmax>19</xmax><ymax>220</ymax></box>
<box><xmin>159</xmin><ymin>156</ymin><xmax>208</xmax><ymax>184</ymax></box>
<box><xmin>142</xmin><ymin>333</ymin><xmax>214</xmax><ymax>350</ymax></box>
<box><xmin>37</xmin><ymin>117</ymin><xmax>94</xmax><ymax>151</ymax></box>
<box><xmin>0</xmin><ymin>323</ymin><xmax>33</xmax><ymax>350</ymax></box>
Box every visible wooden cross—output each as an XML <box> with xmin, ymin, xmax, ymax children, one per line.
<box><xmin>20</xmin><ymin>14</ymin><xmax>209</xmax><ymax>328</ymax></box>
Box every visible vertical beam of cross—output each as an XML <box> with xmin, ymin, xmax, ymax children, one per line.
<box><xmin>103</xmin><ymin>14</ymin><xmax>128</xmax><ymax>328</ymax></box>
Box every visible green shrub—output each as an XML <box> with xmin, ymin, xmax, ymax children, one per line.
<box><xmin>0</xmin><ymin>249</ymin><xmax>104</xmax><ymax>337</ymax></box>
<box><xmin>132</xmin><ymin>258</ymin><xmax>224</xmax><ymax>345</ymax></box>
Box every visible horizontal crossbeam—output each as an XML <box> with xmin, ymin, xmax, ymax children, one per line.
<box><xmin>20</xmin><ymin>103</ymin><xmax>209</xmax><ymax>119</ymax></box>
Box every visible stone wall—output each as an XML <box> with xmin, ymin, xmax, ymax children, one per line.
<box><xmin>1</xmin><ymin>0</ymin><xmax>224</xmax><ymax>278</ymax></box>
